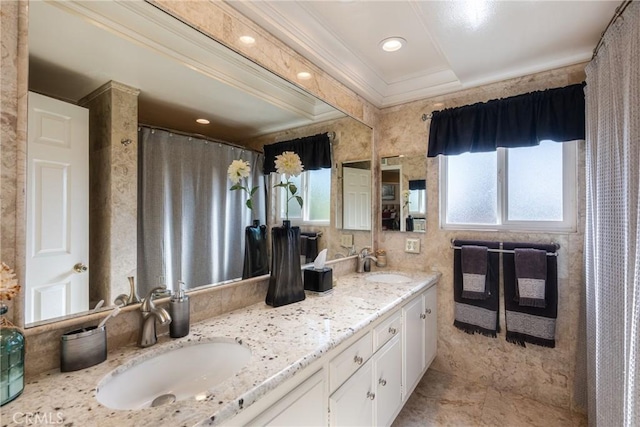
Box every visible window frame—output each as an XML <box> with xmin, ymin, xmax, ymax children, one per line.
<box><xmin>274</xmin><ymin>169</ymin><xmax>331</xmax><ymax>227</ymax></box>
<box><xmin>439</xmin><ymin>141</ymin><xmax>578</xmax><ymax>232</ymax></box>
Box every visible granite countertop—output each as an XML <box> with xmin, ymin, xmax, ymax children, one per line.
<box><xmin>1</xmin><ymin>271</ymin><xmax>439</xmax><ymax>427</ymax></box>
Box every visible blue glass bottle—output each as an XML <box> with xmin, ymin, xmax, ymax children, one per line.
<box><xmin>0</xmin><ymin>303</ymin><xmax>24</xmax><ymax>406</ymax></box>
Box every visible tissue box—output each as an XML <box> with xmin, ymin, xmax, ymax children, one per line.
<box><xmin>304</xmin><ymin>268</ymin><xmax>333</xmax><ymax>293</ymax></box>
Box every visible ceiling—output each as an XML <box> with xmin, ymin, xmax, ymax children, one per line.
<box><xmin>230</xmin><ymin>1</ymin><xmax>619</xmax><ymax>108</ymax></box>
<box><xmin>28</xmin><ymin>1</ymin><xmax>344</xmax><ymax>143</ymax></box>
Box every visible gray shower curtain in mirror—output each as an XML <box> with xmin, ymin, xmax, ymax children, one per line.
<box><xmin>138</xmin><ymin>127</ymin><xmax>266</xmax><ymax>295</ymax></box>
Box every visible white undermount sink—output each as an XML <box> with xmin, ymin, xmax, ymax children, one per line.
<box><xmin>96</xmin><ymin>339</ymin><xmax>251</xmax><ymax>410</ymax></box>
<box><xmin>365</xmin><ymin>273</ymin><xmax>412</xmax><ymax>284</ymax></box>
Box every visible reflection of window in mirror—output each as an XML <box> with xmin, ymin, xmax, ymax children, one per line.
<box><xmin>276</xmin><ymin>169</ymin><xmax>331</xmax><ymax>225</ymax></box>
<box><xmin>381</xmin><ymin>168</ymin><xmax>401</xmax><ymax>231</ymax></box>
<box><xmin>408</xmin><ymin>180</ymin><xmax>427</xmax><ymax>215</ymax></box>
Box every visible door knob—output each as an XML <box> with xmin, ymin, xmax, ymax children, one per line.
<box><xmin>73</xmin><ymin>263</ymin><xmax>88</xmax><ymax>273</ymax></box>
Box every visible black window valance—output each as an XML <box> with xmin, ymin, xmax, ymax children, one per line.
<box><xmin>409</xmin><ymin>179</ymin><xmax>426</xmax><ymax>190</ymax></box>
<box><xmin>427</xmin><ymin>83</ymin><xmax>586</xmax><ymax>157</ymax></box>
<box><xmin>263</xmin><ymin>133</ymin><xmax>331</xmax><ymax>174</ymax></box>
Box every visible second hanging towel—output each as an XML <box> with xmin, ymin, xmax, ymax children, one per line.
<box><xmin>503</xmin><ymin>242</ymin><xmax>558</xmax><ymax>348</ymax></box>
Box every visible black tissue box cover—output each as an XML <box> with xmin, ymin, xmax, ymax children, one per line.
<box><xmin>304</xmin><ymin>268</ymin><xmax>333</xmax><ymax>292</ymax></box>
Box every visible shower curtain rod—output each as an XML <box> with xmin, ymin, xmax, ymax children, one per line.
<box><xmin>138</xmin><ymin>124</ymin><xmax>262</xmax><ymax>155</ymax></box>
<box><xmin>592</xmin><ymin>0</ymin><xmax>633</xmax><ymax>60</ymax></box>
<box><xmin>450</xmin><ymin>240</ymin><xmax>560</xmax><ymax>257</ymax></box>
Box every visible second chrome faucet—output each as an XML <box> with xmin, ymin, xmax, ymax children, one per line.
<box><xmin>139</xmin><ymin>286</ymin><xmax>172</xmax><ymax>348</ymax></box>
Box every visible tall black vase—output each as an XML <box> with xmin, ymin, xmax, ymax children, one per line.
<box><xmin>266</xmin><ymin>220</ymin><xmax>305</xmax><ymax>307</ymax></box>
<box><xmin>406</xmin><ymin>215</ymin><xmax>414</xmax><ymax>232</ymax></box>
<box><xmin>242</xmin><ymin>220</ymin><xmax>269</xmax><ymax>279</ymax></box>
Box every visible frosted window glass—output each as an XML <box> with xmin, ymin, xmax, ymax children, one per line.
<box><xmin>279</xmin><ymin>169</ymin><xmax>330</xmax><ymax>222</ymax></box>
<box><xmin>307</xmin><ymin>168</ymin><xmax>331</xmax><ymax>221</ymax></box>
<box><xmin>507</xmin><ymin>141</ymin><xmax>563</xmax><ymax>221</ymax></box>
<box><xmin>281</xmin><ymin>174</ymin><xmax>302</xmax><ymax>219</ymax></box>
<box><xmin>446</xmin><ymin>151</ymin><xmax>497</xmax><ymax>224</ymax></box>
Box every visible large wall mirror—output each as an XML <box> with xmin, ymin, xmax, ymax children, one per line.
<box><xmin>380</xmin><ymin>156</ymin><xmax>427</xmax><ymax>233</ymax></box>
<box><xmin>24</xmin><ymin>0</ymin><xmax>373</xmax><ymax>327</ymax></box>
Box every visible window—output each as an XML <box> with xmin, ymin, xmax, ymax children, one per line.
<box><xmin>441</xmin><ymin>140</ymin><xmax>577</xmax><ymax>231</ymax></box>
<box><xmin>276</xmin><ymin>168</ymin><xmax>331</xmax><ymax>225</ymax></box>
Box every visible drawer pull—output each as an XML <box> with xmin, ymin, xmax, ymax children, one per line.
<box><xmin>378</xmin><ymin>378</ymin><xmax>387</xmax><ymax>386</ymax></box>
<box><xmin>388</xmin><ymin>327</ymin><xmax>397</xmax><ymax>335</ymax></box>
<box><xmin>366</xmin><ymin>391</ymin><xmax>376</xmax><ymax>400</ymax></box>
<box><xmin>425</xmin><ymin>308</ymin><xmax>432</xmax><ymax>315</ymax></box>
<box><xmin>420</xmin><ymin>313</ymin><xmax>427</xmax><ymax>319</ymax></box>
<box><xmin>353</xmin><ymin>355</ymin><xmax>364</xmax><ymax>365</ymax></box>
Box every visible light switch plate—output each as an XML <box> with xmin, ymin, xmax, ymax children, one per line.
<box><xmin>340</xmin><ymin>234</ymin><xmax>354</xmax><ymax>247</ymax></box>
<box><xmin>405</xmin><ymin>238</ymin><xmax>420</xmax><ymax>254</ymax></box>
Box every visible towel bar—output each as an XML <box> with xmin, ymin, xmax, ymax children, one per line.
<box><xmin>450</xmin><ymin>241</ymin><xmax>560</xmax><ymax>257</ymax></box>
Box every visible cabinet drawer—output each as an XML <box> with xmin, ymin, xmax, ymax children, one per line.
<box><xmin>330</xmin><ymin>332</ymin><xmax>373</xmax><ymax>393</ymax></box>
<box><xmin>373</xmin><ymin>311</ymin><xmax>401</xmax><ymax>352</ymax></box>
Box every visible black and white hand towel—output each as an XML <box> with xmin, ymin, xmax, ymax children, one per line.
<box><xmin>453</xmin><ymin>240</ymin><xmax>500</xmax><ymax>337</ymax></box>
<box><xmin>514</xmin><ymin>248</ymin><xmax>547</xmax><ymax>308</ymax></box>
<box><xmin>503</xmin><ymin>242</ymin><xmax>558</xmax><ymax>348</ymax></box>
<box><xmin>461</xmin><ymin>245</ymin><xmax>490</xmax><ymax>300</ymax></box>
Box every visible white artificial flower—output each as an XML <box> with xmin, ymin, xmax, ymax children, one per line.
<box><xmin>274</xmin><ymin>151</ymin><xmax>304</xmax><ymax>179</ymax></box>
<box><xmin>227</xmin><ymin>159</ymin><xmax>251</xmax><ymax>184</ymax></box>
<box><xmin>273</xmin><ymin>151</ymin><xmax>304</xmax><ymax>221</ymax></box>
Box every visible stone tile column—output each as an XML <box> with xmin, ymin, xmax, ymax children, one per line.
<box><xmin>80</xmin><ymin>81</ymin><xmax>140</xmax><ymax>307</ymax></box>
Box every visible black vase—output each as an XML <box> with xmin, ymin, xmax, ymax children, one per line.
<box><xmin>266</xmin><ymin>220</ymin><xmax>305</xmax><ymax>307</ymax></box>
<box><xmin>406</xmin><ymin>215</ymin><xmax>414</xmax><ymax>232</ymax></box>
<box><xmin>242</xmin><ymin>220</ymin><xmax>269</xmax><ymax>280</ymax></box>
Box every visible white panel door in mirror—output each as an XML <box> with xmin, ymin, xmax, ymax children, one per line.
<box><xmin>26</xmin><ymin>92</ymin><xmax>89</xmax><ymax>324</ymax></box>
<box><xmin>343</xmin><ymin>167</ymin><xmax>371</xmax><ymax>231</ymax></box>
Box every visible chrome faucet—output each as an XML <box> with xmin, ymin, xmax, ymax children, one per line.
<box><xmin>139</xmin><ymin>286</ymin><xmax>172</xmax><ymax>348</ymax></box>
<box><xmin>357</xmin><ymin>247</ymin><xmax>378</xmax><ymax>273</ymax></box>
<box><xmin>114</xmin><ymin>276</ymin><xmax>141</xmax><ymax>307</ymax></box>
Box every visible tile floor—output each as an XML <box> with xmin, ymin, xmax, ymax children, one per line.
<box><xmin>392</xmin><ymin>369</ymin><xmax>587</xmax><ymax>427</ymax></box>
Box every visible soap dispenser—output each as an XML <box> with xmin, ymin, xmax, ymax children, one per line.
<box><xmin>169</xmin><ymin>281</ymin><xmax>190</xmax><ymax>338</ymax></box>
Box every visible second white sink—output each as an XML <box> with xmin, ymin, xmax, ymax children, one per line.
<box><xmin>365</xmin><ymin>273</ymin><xmax>412</xmax><ymax>284</ymax></box>
<box><xmin>96</xmin><ymin>339</ymin><xmax>251</xmax><ymax>410</ymax></box>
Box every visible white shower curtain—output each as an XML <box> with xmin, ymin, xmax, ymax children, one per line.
<box><xmin>585</xmin><ymin>2</ymin><xmax>639</xmax><ymax>426</ymax></box>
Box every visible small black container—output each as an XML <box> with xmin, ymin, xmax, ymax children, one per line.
<box><xmin>304</xmin><ymin>268</ymin><xmax>333</xmax><ymax>293</ymax></box>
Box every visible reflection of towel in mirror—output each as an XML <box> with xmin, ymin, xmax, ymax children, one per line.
<box><xmin>300</xmin><ymin>233</ymin><xmax>319</xmax><ymax>263</ymax></box>
<box><xmin>461</xmin><ymin>245</ymin><xmax>490</xmax><ymax>300</ymax></box>
<box><xmin>514</xmin><ymin>248</ymin><xmax>547</xmax><ymax>308</ymax></box>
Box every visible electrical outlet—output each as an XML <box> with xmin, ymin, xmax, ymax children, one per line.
<box><xmin>405</xmin><ymin>238</ymin><xmax>420</xmax><ymax>254</ymax></box>
<box><xmin>340</xmin><ymin>234</ymin><xmax>354</xmax><ymax>247</ymax></box>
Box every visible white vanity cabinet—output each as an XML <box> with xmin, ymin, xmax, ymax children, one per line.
<box><xmin>329</xmin><ymin>335</ymin><xmax>402</xmax><ymax>427</ymax></box>
<box><xmin>229</xmin><ymin>281</ymin><xmax>438</xmax><ymax>427</ymax></box>
<box><xmin>248</xmin><ymin>370</ymin><xmax>326</xmax><ymax>426</ymax></box>
<box><xmin>403</xmin><ymin>285</ymin><xmax>438</xmax><ymax>398</ymax></box>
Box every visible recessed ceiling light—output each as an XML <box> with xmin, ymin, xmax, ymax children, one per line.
<box><xmin>239</xmin><ymin>35</ymin><xmax>256</xmax><ymax>45</ymax></box>
<box><xmin>196</xmin><ymin>118</ymin><xmax>210</xmax><ymax>125</ymax></box>
<box><xmin>297</xmin><ymin>71</ymin><xmax>312</xmax><ymax>80</ymax></box>
<box><xmin>380</xmin><ymin>37</ymin><xmax>406</xmax><ymax>52</ymax></box>
<box><xmin>433</xmin><ymin>102</ymin><xmax>445</xmax><ymax>108</ymax></box>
